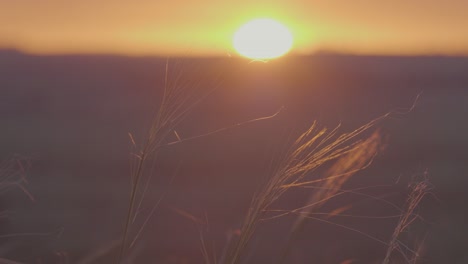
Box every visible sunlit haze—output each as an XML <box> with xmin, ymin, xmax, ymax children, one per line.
<box><xmin>233</xmin><ymin>19</ymin><xmax>293</xmax><ymax>59</ymax></box>
<box><xmin>1</xmin><ymin>0</ymin><xmax>468</xmax><ymax>56</ymax></box>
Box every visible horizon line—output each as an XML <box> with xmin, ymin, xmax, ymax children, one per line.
<box><xmin>1</xmin><ymin>48</ymin><xmax>468</xmax><ymax>59</ymax></box>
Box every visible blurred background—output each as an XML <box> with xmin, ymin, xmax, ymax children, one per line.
<box><xmin>0</xmin><ymin>50</ymin><xmax>467</xmax><ymax>263</ymax></box>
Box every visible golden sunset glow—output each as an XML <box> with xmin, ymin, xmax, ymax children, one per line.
<box><xmin>233</xmin><ymin>19</ymin><xmax>293</xmax><ymax>59</ymax></box>
<box><xmin>0</xmin><ymin>1</ymin><xmax>467</xmax><ymax>56</ymax></box>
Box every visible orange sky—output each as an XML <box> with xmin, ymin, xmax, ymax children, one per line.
<box><xmin>1</xmin><ymin>0</ymin><xmax>468</xmax><ymax>56</ymax></box>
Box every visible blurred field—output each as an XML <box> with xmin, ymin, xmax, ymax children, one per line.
<box><xmin>0</xmin><ymin>50</ymin><xmax>467</xmax><ymax>263</ymax></box>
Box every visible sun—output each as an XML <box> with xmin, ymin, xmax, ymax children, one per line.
<box><xmin>233</xmin><ymin>18</ymin><xmax>293</xmax><ymax>60</ymax></box>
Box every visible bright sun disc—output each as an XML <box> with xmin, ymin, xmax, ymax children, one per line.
<box><xmin>233</xmin><ymin>18</ymin><xmax>293</xmax><ymax>60</ymax></box>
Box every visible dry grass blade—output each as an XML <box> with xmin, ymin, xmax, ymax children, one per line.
<box><xmin>279</xmin><ymin>130</ymin><xmax>383</xmax><ymax>261</ymax></box>
<box><xmin>382</xmin><ymin>175</ymin><xmax>431</xmax><ymax>264</ymax></box>
<box><xmin>223</xmin><ymin>115</ymin><xmax>386</xmax><ymax>264</ymax></box>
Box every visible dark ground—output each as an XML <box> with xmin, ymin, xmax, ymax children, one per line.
<box><xmin>0</xmin><ymin>50</ymin><xmax>467</xmax><ymax>263</ymax></box>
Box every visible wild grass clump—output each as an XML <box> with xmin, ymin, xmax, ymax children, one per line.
<box><xmin>383</xmin><ymin>173</ymin><xmax>432</xmax><ymax>264</ymax></box>
<box><xmin>279</xmin><ymin>129</ymin><xmax>384</xmax><ymax>262</ymax></box>
<box><xmin>218</xmin><ymin>126</ymin><xmax>430</xmax><ymax>264</ymax></box>
<box><xmin>216</xmin><ymin>95</ymin><xmax>427</xmax><ymax>264</ymax></box>
<box><xmin>222</xmin><ymin>117</ymin><xmax>387</xmax><ymax>264</ymax></box>
<box><xmin>116</xmin><ymin>59</ymin><xmax>215</xmax><ymax>263</ymax></box>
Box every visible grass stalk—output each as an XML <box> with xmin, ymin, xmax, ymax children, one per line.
<box><xmin>382</xmin><ymin>175</ymin><xmax>431</xmax><ymax>264</ymax></box>
<box><xmin>223</xmin><ymin>115</ymin><xmax>387</xmax><ymax>264</ymax></box>
<box><xmin>116</xmin><ymin>59</ymin><xmax>284</xmax><ymax>263</ymax></box>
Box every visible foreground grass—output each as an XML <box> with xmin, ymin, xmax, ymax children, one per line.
<box><xmin>1</xmin><ymin>59</ymin><xmax>429</xmax><ymax>263</ymax></box>
<box><xmin>112</xmin><ymin>60</ymin><xmax>429</xmax><ymax>264</ymax></box>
